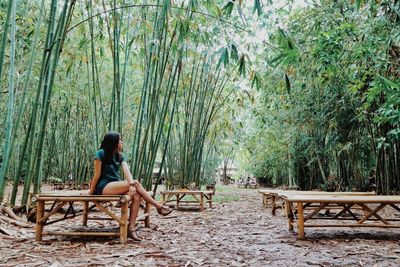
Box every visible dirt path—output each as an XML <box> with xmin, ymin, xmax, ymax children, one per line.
<box><xmin>1</xmin><ymin>186</ymin><xmax>400</xmax><ymax>266</ymax></box>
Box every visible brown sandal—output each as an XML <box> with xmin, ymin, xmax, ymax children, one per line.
<box><xmin>157</xmin><ymin>205</ymin><xmax>173</xmax><ymax>216</ymax></box>
<box><xmin>127</xmin><ymin>229</ymin><xmax>141</xmax><ymax>242</ymax></box>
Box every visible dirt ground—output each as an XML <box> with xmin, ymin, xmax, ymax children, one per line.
<box><xmin>1</xmin><ymin>185</ymin><xmax>400</xmax><ymax>266</ymax></box>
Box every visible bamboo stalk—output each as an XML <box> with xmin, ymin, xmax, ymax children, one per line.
<box><xmin>0</xmin><ymin>0</ymin><xmax>16</xmax><ymax>201</ymax></box>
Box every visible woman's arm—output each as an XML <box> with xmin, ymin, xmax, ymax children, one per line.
<box><xmin>121</xmin><ymin>161</ymin><xmax>135</xmax><ymax>184</ymax></box>
<box><xmin>89</xmin><ymin>159</ymin><xmax>102</xmax><ymax>194</ymax></box>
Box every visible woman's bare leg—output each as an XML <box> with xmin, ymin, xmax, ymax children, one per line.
<box><xmin>129</xmin><ymin>191</ymin><xmax>141</xmax><ymax>230</ymax></box>
<box><xmin>102</xmin><ymin>180</ymin><xmax>164</xmax><ymax>210</ymax></box>
<box><xmin>102</xmin><ymin>181</ymin><xmax>130</xmax><ymax>195</ymax></box>
<box><xmin>131</xmin><ymin>181</ymin><xmax>163</xmax><ymax>209</ymax></box>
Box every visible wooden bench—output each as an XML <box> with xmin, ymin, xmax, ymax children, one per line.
<box><xmin>284</xmin><ymin>194</ymin><xmax>400</xmax><ymax>239</ymax></box>
<box><xmin>33</xmin><ymin>191</ymin><xmax>152</xmax><ymax>244</ymax></box>
<box><xmin>161</xmin><ymin>190</ymin><xmax>213</xmax><ymax>211</ymax></box>
<box><xmin>258</xmin><ymin>189</ymin><xmax>287</xmax><ymax>210</ymax></box>
<box><xmin>259</xmin><ymin>190</ymin><xmax>375</xmax><ymax>215</ymax></box>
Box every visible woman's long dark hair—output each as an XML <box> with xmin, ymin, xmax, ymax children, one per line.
<box><xmin>99</xmin><ymin>131</ymin><xmax>122</xmax><ymax>163</ymax></box>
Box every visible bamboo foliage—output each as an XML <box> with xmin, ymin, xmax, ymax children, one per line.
<box><xmin>241</xmin><ymin>0</ymin><xmax>400</xmax><ymax>192</ymax></box>
<box><xmin>7</xmin><ymin>0</ymin><xmax>78</xmax><ymax>205</ymax></box>
<box><xmin>9</xmin><ymin>0</ymin><xmax>46</xmax><ymax>206</ymax></box>
<box><xmin>0</xmin><ymin>1</ymin><xmax>252</xmax><ymax>206</ymax></box>
<box><xmin>0</xmin><ymin>0</ymin><xmax>13</xmax><ymax>82</ymax></box>
<box><xmin>164</xmin><ymin>55</ymin><xmax>232</xmax><ymax>189</ymax></box>
<box><xmin>30</xmin><ymin>0</ymin><xmax>76</xmax><ymax>195</ymax></box>
<box><xmin>129</xmin><ymin>1</ymin><xmax>185</xmax><ymax>190</ymax></box>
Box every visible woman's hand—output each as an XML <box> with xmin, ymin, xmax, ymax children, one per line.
<box><xmin>89</xmin><ymin>159</ymin><xmax>102</xmax><ymax>196</ymax></box>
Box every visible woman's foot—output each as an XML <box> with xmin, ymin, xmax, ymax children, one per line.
<box><xmin>127</xmin><ymin>228</ymin><xmax>141</xmax><ymax>242</ymax></box>
<box><xmin>157</xmin><ymin>205</ymin><xmax>173</xmax><ymax>216</ymax></box>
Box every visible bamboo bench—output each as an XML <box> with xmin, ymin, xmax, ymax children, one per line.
<box><xmin>284</xmin><ymin>194</ymin><xmax>400</xmax><ymax>239</ymax></box>
<box><xmin>161</xmin><ymin>190</ymin><xmax>214</xmax><ymax>211</ymax></box>
<box><xmin>258</xmin><ymin>189</ymin><xmax>287</xmax><ymax>210</ymax></box>
<box><xmin>33</xmin><ymin>191</ymin><xmax>152</xmax><ymax>244</ymax></box>
<box><xmin>259</xmin><ymin>190</ymin><xmax>375</xmax><ymax>215</ymax></box>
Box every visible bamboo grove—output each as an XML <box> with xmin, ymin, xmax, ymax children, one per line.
<box><xmin>237</xmin><ymin>0</ymin><xmax>400</xmax><ymax>194</ymax></box>
<box><xmin>0</xmin><ymin>0</ymin><xmax>255</xmax><ymax>205</ymax></box>
<box><xmin>1</xmin><ymin>0</ymin><xmax>399</xmax><ymax>206</ymax></box>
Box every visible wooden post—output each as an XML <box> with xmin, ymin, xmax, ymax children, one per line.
<box><xmin>35</xmin><ymin>200</ymin><xmax>45</xmax><ymax>241</ymax></box>
<box><xmin>82</xmin><ymin>201</ymin><xmax>88</xmax><ymax>226</ymax></box>
<box><xmin>297</xmin><ymin>201</ymin><xmax>305</xmax><ymax>239</ymax></box>
<box><xmin>176</xmin><ymin>193</ymin><xmax>180</xmax><ymax>209</ymax></box>
<box><xmin>120</xmin><ymin>200</ymin><xmax>128</xmax><ymax>244</ymax></box>
<box><xmin>145</xmin><ymin>202</ymin><xmax>151</xmax><ymax>227</ymax></box>
<box><xmin>286</xmin><ymin>201</ymin><xmax>294</xmax><ymax>231</ymax></box>
<box><xmin>271</xmin><ymin>195</ymin><xmax>277</xmax><ymax>215</ymax></box>
<box><xmin>263</xmin><ymin>194</ymin><xmax>268</xmax><ymax>207</ymax></box>
<box><xmin>209</xmin><ymin>194</ymin><xmax>212</xmax><ymax>208</ymax></box>
<box><xmin>200</xmin><ymin>193</ymin><xmax>204</xmax><ymax>211</ymax></box>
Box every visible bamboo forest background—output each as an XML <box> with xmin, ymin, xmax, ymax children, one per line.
<box><xmin>0</xmin><ymin>0</ymin><xmax>399</xmax><ymax>206</ymax></box>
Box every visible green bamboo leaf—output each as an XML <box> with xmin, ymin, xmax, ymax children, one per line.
<box><xmin>269</xmin><ymin>53</ymin><xmax>285</xmax><ymax>65</ymax></box>
<box><xmin>251</xmin><ymin>71</ymin><xmax>263</xmax><ymax>91</ymax></box>
<box><xmin>378</xmin><ymin>75</ymin><xmax>399</xmax><ymax>91</ymax></box>
<box><xmin>189</xmin><ymin>0</ymin><xmax>199</xmax><ymax>10</ymax></box>
<box><xmin>285</xmin><ymin>73</ymin><xmax>291</xmax><ymax>95</ymax></box>
<box><xmin>222</xmin><ymin>1</ymin><xmax>234</xmax><ymax>17</ymax></box>
<box><xmin>230</xmin><ymin>43</ymin><xmax>239</xmax><ymax>61</ymax></box>
<box><xmin>238</xmin><ymin>54</ymin><xmax>246</xmax><ymax>77</ymax></box>
<box><xmin>217</xmin><ymin>47</ymin><xmax>229</xmax><ymax>68</ymax></box>
<box><xmin>354</xmin><ymin>0</ymin><xmax>364</xmax><ymax>10</ymax></box>
<box><xmin>236</xmin><ymin>1</ymin><xmax>247</xmax><ymax>24</ymax></box>
<box><xmin>287</xmin><ymin>39</ymin><xmax>294</xmax><ymax>50</ymax></box>
<box><xmin>253</xmin><ymin>0</ymin><xmax>262</xmax><ymax>16</ymax></box>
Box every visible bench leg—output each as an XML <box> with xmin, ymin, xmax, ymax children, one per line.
<box><xmin>200</xmin><ymin>193</ymin><xmax>204</xmax><ymax>211</ymax></box>
<box><xmin>297</xmin><ymin>201</ymin><xmax>305</xmax><ymax>239</ymax></box>
<box><xmin>286</xmin><ymin>201</ymin><xmax>294</xmax><ymax>231</ymax></box>
<box><xmin>83</xmin><ymin>201</ymin><xmax>88</xmax><ymax>226</ymax></box>
<box><xmin>35</xmin><ymin>200</ymin><xmax>44</xmax><ymax>241</ymax></box>
<box><xmin>145</xmin><ymin>202</ymin><xmax>151</xmax><ymax>228</ymax></box>
<box><xmin>209</xmin><ymin>195</ymin><xmax>212</xmax><ymax>208</ymax></box>
<box><xmin>176</xmin><ymin>194</ymin><xmax>180</xmax><ymax>209</ymax></box>
<box><xmin>271</xmin><ymin>195</ymin><xmax>277</xmax><ymax>215</ymax></box>
<box><xmin>120</xmin><ymin>201</ymin><xmax>128</xmax><ymax>244</ymax></box>
<box><xmin>263</xmin><ymin>194</ymin><xmax>267</xmax><ymax>207</ymax></box>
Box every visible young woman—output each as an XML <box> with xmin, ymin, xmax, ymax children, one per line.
<box><xmin>89</xmin><ymin>131</ymin><xmax>172</xmax><ymax>241</ymax></box>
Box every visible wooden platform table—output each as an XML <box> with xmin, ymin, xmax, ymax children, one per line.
<box><xmin>33</xmin><ymin>190</ymin><xmax>152</xmax><ymax>244</ymax></box>
<box><xmin>259</xmin><ymin>190</ymin><xmax>334</xmax><ymax>215</ymax></box>
<box><xmin>284</xmin><ymin>194</ymin><xmax>400</xmax><ymax>239</ymax></box>
<box><xmin>258</xmin><ymin>189</ymin><xmax>288</xmax><ymax>211</ymax></box>
<box><xmin>161</xmin><ymin>190</ymin><xmax>214</xmax><ymax>211</ymax></box>
<box><xmin>260</xmin><ymin>190</ymin><xmax>374</xmax><ymax>216</ymax></box>
<box><xmin>280</xmin><ymin>191</ymin><xmax>375</xmax><ymax>219</ymax></box>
